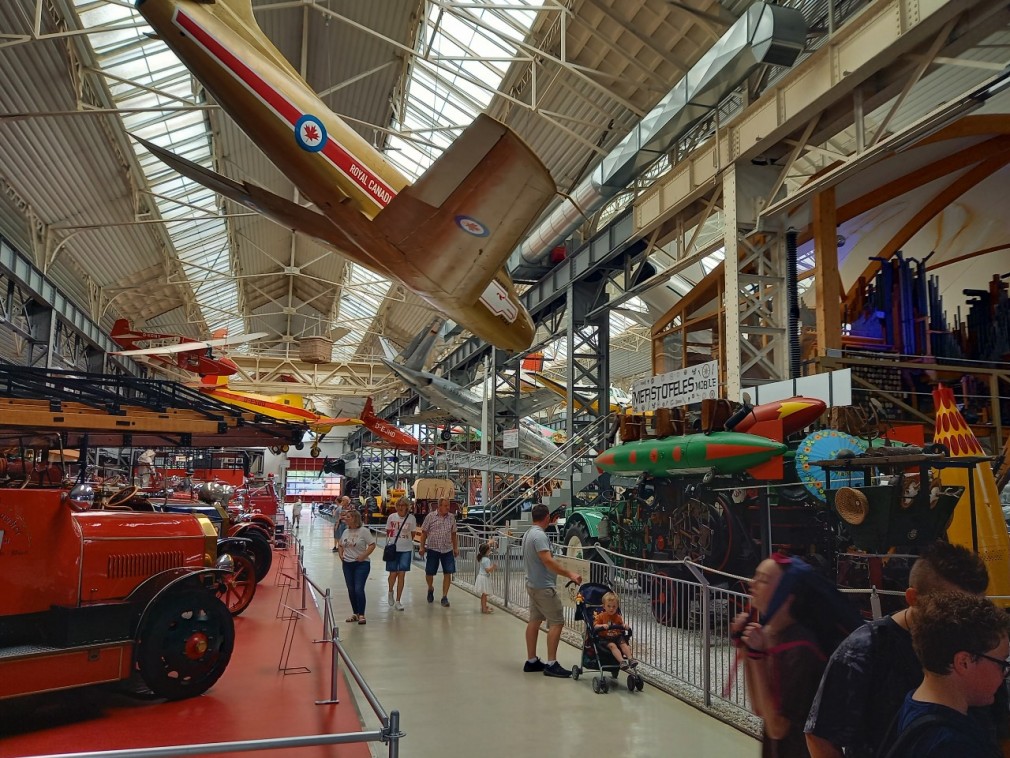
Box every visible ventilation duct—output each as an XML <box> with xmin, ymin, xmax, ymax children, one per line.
<box><xmin>510</xmin><ymin>2</ymin><xmax>807</xmax><ymax>268</ymax></box>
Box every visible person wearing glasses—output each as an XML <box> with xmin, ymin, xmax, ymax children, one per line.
<box><xmin>884</xmin><ymin>591</ymin><xmax>1009</xmax><ymax>757</ymax></box>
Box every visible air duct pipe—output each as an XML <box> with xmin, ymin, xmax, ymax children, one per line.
<box><xmin>786</xmin><ymin>228</ymin><xmax>800</xmax><ymax>379</ymax></box>
<box><xmin>509</xmin><ymin>2</ymin><xmax>807</xmax><ymax>270</ymax></box>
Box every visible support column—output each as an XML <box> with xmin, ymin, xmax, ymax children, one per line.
<box><xmin>565</xmin><ymin>281</ymin><xmax>610</xmax><ymax>451</ymax></box>
<box><xmin>723</xmin><ymin>164</ymin><xmax>790</xmax><ymax>398</ymax></box>
<box><xmin>813</xmin><ymin>187</ymin><xmax>842</xmax><ymax>355</ymax></box>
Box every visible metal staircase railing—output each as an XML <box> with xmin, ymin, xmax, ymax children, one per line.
<box><xmin>479</xmin><ymin>413</ymin><xmax>613</xmax><ymax>528</ymax></box>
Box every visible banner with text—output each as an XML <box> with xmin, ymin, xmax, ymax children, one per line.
<box><xmin>631</xmin><ymin>361</ymin><xmax>720</xmax><ymax>412</ymax></box>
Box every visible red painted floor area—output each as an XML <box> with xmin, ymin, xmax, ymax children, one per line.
<box><xmin>0</xmin><ymin>549</ymin><xmax>371</xmax><ymax>758</ymax></box>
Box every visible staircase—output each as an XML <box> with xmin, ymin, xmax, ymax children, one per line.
<box><xmin>473</xmin><ymin>414</ymin><xmax>612</xmax><ymax>532</ymax></box>
<box><xmin>430</xmin><ymin>450</ymin><xmax>538</xmax><ymax>477</ymax></box>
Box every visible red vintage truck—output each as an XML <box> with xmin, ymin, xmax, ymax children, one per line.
<box><xmin>0</xmin><ymin>484</ymin><xmax>235</xmax><ymax>701</ymax></box>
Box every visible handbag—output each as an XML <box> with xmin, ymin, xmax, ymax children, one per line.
<box><xmin>382</xmin><ymin>514</ymin><xmax>410</xmax><ymax>563</ymax></box>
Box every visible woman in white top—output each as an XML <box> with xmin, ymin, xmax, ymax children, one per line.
<box><xmin>385</xmin><ymin>499</ymin><xmax>417</xmax><ymax>611</ymax></box>
<box><xmin>338</xmin><ymin>509</ymin><xmax>376</xmax><ymax>624</ymax></box>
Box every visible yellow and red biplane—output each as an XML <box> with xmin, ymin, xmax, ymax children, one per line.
<box><xmin>111</xmin><ymin>319</ymin><xmax>266</xmax><ymax>377</ymax></box>
<box><xmin>133</xmin><ymin>0</ymin><xmax>555</xmax><ymax>352</ymax></box>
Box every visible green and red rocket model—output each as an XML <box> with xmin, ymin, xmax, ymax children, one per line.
<box><xmin>595</xmin><ymin>431</ymin><xmax>787</xmax><ymax>477</ymax></box>
<box><xmin>594</xmin><ymin>396</ymin><xmax>825</xmax><ymax>478</ymax></box>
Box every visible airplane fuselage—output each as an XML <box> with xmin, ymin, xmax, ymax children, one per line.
<box><xmin>383</xmin><ymin>360</ymin><xmax>559</xmax><ymax>460</ymax></box>
<box><xmin>135</xmin><ymin>0</ymin><xmax>547</xmax><ymax>352</ymax></box>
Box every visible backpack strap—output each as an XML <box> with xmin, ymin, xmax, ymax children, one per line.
<box><xmin>881</xmin><ymin>713</ymin><xmax>961</xmax><ymax>758</ymax></box>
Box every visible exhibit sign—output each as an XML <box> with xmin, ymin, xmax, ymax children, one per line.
<box><xmin>631</xmin><ymin>361</ymin><xmax>720</xmax><ymax>411</ymax></box>
<box><xmin>502</xmin><ymin>427</ymin><xmax>519</xmax><ymax>449</ymax></box>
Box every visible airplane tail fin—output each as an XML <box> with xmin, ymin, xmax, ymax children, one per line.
<box><xmin>112</xmin><ymin>319</ymin><xmax>131</xmax><ymax>338</ymax></box>
<box><xmin>362</xmin><ymin>397</ymin><xmax>375</xmax><ymax>420</ymax></box>
<box><xmin>385</xmin><ymin>319</ymin><xmax>443</xmax><ymax>371</ymax></box>
<box><xmin>201</xmin><ymin>374</ymin><xmax>230</xmax><ymax>388</ymax></box>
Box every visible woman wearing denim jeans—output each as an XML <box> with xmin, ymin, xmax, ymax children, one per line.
<box><xmin>338</xmin><ymin>509</ymin><xmax>376</xmax><ymax>624</ymax></box>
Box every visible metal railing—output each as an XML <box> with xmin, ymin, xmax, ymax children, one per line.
<box><xmin>31</xmin><ymin>538</ymin><xmax>405</xmax><ymax>758</ymax></box>
<box><xmin>447</xmin><ymin>530</ymin><xmax>763</xmax><ymax>735</ymax></box>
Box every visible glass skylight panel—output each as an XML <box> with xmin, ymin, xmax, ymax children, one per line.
<box><xmin>387</xmin><ymin>0</ymin><xmax>543</xmax><ymax>180</ymax></box>
<box><xmin>74</xmin><ymin>0</ymin><xmax>239</xmax><ymax>338</ymax></box>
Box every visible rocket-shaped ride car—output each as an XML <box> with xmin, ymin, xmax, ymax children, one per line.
<box><xmin>594</xmin><ymin>431</ymin><xmax>787</xmax><ymax>477</ymax></box>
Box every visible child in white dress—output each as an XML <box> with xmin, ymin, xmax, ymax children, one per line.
<box><xmin>475</xmin><ymin>541</ymin><xmax>496</xmax><ymax>614</ymax></box>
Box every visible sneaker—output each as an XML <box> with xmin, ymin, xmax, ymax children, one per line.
<box><xmin>543</xmin><ymin>662</ymin><xmax>572</xmax><ymax>678</ymax></box>
<box><xmin>332</xmin><ymin>547</ymin><xmax>338</xmax><ymax>552</ymax></box>
<box><xmin>387</xmin><ymin>591</ymin><xmax>395</xmax><ymax>606</ymax></box>
<box><xmin>523</xmin><ymin>658</ymin><xmax>545</xmax><ymax>673</ymax></box>
<box><xmin>440</xmin><ymin>597</ymin><xmax>450</xmax><ymax>607</ymax></box>
<box><xmin>394</xmin><ymin>602</ymin><xmax>405</xmax><ymax>611</ymax></box>
<box><xmin>427</xmin><ymin>589</ymin><xmax>434</xmax><ymax>603</ymax></box>
<box><xmin>620</xmin><ymin>660</ymin><xmax>630</xmax><ymax>671</ymax></box>
<box><xmin>630</xmin><ymin>659</ymin><xmax>639</xmax><ymax>668</ymax></box>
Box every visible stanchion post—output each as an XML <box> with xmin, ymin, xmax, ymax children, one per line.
<box><xmin>686</xmin><ymin>562</ymin><xmax>711</xmax><ymax>707</ymax></box>
<box><xmin>387</xmin><ymin>710</ymin><xmax>402</xmax><ymax>758</ymax></box>
<box><xmin>300</xmin><ymin>565</ymin><xmax>308</xmax><ymax>610</ymax></box>
<box><xmin>315</xmin><ymin>627</ymin><xmax>340</xmax><ymax>705</ymax></box>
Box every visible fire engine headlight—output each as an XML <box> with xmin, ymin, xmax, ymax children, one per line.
<box><xmin>215</xmin><ymin>553</ymin><xmax>235</xmax><ymax>573</ymax></box>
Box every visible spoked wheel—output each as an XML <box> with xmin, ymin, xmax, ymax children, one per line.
<box><xmin>217</xmin><ymin>553</ymin><xmax>257</xmax><ymax>615</ymax></box>
<box><xmin>571</xmin><ymin>665</ymin><xmax>581</xmax><ymax>681</ymax></box>
<box><xmin>135</xmin><ymin>589</ymin><xmax>234</xmax><ymax>700</ymax></box>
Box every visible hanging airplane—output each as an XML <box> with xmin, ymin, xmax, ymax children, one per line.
<box><xmin>379</xmin><ymin>329</ymin><xmax>562</xmax><ymax>461</ymax></box>
<box><xmin>132</xmin><ymin>0</ymin><xmax>555</xmax><ymax>353</ymax></box>
<box><xmin>528</xmin><ymin>371</ymin><xmax>633</xmax><ymax>415</ymax></box>
<box><xmin>358</xmin><ymin>396</ymin><xmax>422</xmax><ymax>452</ymax></box>
<box><xmin>197</xmin><ymin>376</ymin><xmax>359</xmax><ymax>454</ymax></box>
<box><xmin>111</xmin><ymin>319</ymin><xmax>267</xmax><ymax>377</ymax></box>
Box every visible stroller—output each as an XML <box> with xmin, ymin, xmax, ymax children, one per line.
<box><xmin>571</xmin><ymin>582</ymin><xmax>645</xmax><ymax>694</ymax></box>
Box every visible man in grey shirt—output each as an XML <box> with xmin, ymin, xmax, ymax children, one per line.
<box><xmin>522</xmin><ymin>504</ymin><xmax>582</xmax><ymax>678</ymax></box>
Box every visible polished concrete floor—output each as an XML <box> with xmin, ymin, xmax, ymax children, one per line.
<box><xmin>293</xmin><ymin>515</ymin><xmax>759</xmax><ymax>756</ymax></box>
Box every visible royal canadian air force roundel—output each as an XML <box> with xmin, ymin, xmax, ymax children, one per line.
<box><xmin>295</xmin><ymin>115</ymin><xmax>327</xmax><ymax>152</ymax></box>
<box><xmin>455</xmin><ymin>215</ymin><xmax>489</xmax><ymax>237</ymax></box>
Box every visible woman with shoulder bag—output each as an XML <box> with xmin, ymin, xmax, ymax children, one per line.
<box><xmin>384</xmin><ymin>499</ymin><xmax>416</xmax><ymax>611</ymax></box>
<box><xmin>338</xmin><ymin>509</ymin><xmax>376</xmax><ymax>624</ymax></box>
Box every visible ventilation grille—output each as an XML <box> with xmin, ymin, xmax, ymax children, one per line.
<box><xmin>107</xmin><ymin>551</ymin><xmax>185</xmax><ymax>579</ymax></box>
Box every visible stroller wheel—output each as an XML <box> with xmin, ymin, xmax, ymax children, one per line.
<box><xmin>572</xmin><ymin>666</ymin><xmax>581</xmax><ymax>681</ymax></box>
<box><xmin>600</xmin><ymin>677</ymin><xmax>610</xmax><ymax>694</ymax></box>
<box><xmin>627</xmin><ymin>676</ymin><xmax>636</xmax><ymax>692</ymax></box>
<box><xmin>592</xmin><ymin>678</ymin><xmax>601</xmax><ymax>694</ymax></box>
<box><xmin>636</xmin><ymin>676</ymin><xmax>645</xmax><ymax>691</ymax></box>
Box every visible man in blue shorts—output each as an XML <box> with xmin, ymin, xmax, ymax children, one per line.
<box><xmin>418</xmin><ymin>498</ymin><xmax>458</xmax><ymax>607</ymax></box>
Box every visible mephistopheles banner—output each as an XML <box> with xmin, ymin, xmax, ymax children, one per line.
<box><xmin>631</xmin><ymin>361</ymin><xmax>720</xmax><ymax>412</ymax></box>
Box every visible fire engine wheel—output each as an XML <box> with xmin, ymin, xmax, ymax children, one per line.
<box><xmin>244</xmin><ymin>530</ymin><xmax>274</xmax><ymax>583</ymax></box>
<box><xmin>135</xmin><ymin>588</ymin><xmax>234</xmax><ymax>701</ymax></box>
<box><xmin>217</xmin><ymin>553</ymin><xmax>257</xmax><ymax>616</ymax></box>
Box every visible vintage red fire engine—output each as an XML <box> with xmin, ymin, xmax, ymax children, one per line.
<box><xmin>0</xmin><ymin>484</ymin><xmax>235</xmax><ymax>701</ymax></box>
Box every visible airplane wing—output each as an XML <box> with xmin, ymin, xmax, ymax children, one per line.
<box><xmin>131</xmin><ymin>134</ymin><xmax>398</xmax><ymax>280</ymax></box>
<box><xmin>312</xmin><ymin>417</ymin><xmax>362</xmax><ymax>427</ymax></box>
<box><xmin>494</xmin><ymin>388</ymin><xmax>561</xmax><ymax>418</ymax></box>
<box><xmin>399</xmin><ymin>409</ymin><xmax>455</xmax><ymax>425</ymax></box>
<box><xmin>372</xmin><ymin>114</ymin><xmax>555</xmax><ymax>303</ymax></box>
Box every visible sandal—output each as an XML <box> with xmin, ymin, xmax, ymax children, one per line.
<box><xmin>345</xmin><ymin>615</ymin><xmax>359</xmax><ymax>623</ymax></box>
<box><xmin>357</xmin><ymin>616</ymin><xmax>367</xmax><ymax>625</ymax></box>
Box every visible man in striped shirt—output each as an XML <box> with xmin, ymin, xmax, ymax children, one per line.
<box><xmin>419</xmin><ymin>498</ymin><xmax>459</xmax><ymax>607</ymax></box>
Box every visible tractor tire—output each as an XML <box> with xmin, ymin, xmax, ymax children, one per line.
<box><xmin>563</xmin><ymin>522</ymin><xmax>608</xmax><ymax>584</ymax></box>
<box><xmin>135</xmin><ymin>588</ymin><xmax>234</xmax><ymax>701</ymax></box>
<box><xmin>647</xmin><ymin>568</ymin><xmax>679</xmax><ymax>627</ymax></box>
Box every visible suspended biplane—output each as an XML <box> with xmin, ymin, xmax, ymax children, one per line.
<box><xmin>111</xmin><ymin>319</ymin><xmax>266</xmax><ymax>378</ymax></box>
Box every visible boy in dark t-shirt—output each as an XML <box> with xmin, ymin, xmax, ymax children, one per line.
<box><xmin>885</xmin><ymin>592</ymin><xmax>1008</xmax><ymax>758</ymax></box>
<box><xmin>805</xmin><ymin>542</ymin><xmax>1000</xmax><ymax>758</ymax></box>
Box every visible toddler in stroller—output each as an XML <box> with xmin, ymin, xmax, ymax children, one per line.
<box><xmin>571</xmin><ymin>583</ymin><xmax>645</xmax><ymax>694</ymax></box>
